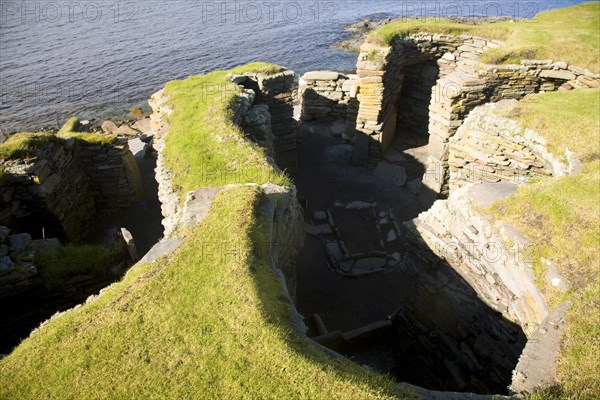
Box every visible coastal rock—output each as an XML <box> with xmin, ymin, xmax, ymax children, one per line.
<box><xmin>132</xmin><ymin>118</ymin><xmax>152</xmax><ymax>133</ymax></box>
<box><xmin>114</xmin><ymin>125</ymin><xmax>140</xmax><ymax>137</ymax></box>
<box><xmin>101</xmin><ymin>120</ymin><xmax>118</xmax><ymax>134</ymax></box>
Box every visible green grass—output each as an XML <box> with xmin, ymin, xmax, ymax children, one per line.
<box><xmin>58</xmin><ymin>117</ymin><xmax>81</xmax><ymax>134</ymax></box>
<box><xmin>161</xmin><ymin>63</ymin><xmax>289</xmax><ymax>199</ymax></box>
<box><xmin>370</xmin><ymin>2</ymin><xmax>600</xmax><ymax>72</ymax></box>
<box><xmin>500</xmin><ymin>88</ymin><xmax>600</xmax><ymax>163</ymax></box>
<box><xmin>0</xmin><ymin>132</ymin><xmax>54</xmax><ymax>160</ymax></box>
<box><xmin>489</xmin><ymin>89</ymin><xmax>600</xmax><ymax>399</ymax></box>
<box><xmin>57</xmin><ymin>117</ymin><xmax>118</xmax><ymax>146</ymax></box>
<box><xmin>35</xmin><ymin>243</ymin><xmax>127</xmax><ymax>289</ymax></box>
<box><xmin>0</xmin><ymin>186</ymin><xmax>417</xmax><ymax>400</ymax></box>
<box><xmin>0</xmin><ymin>118</ymin><xmax>117</xmax><ymax>161</ymax></box>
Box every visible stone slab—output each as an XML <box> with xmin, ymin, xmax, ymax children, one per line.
<box><xmin>139</xmin><ymin>237</ymin><xmax>184</xmax><ymax>263</ymax></box>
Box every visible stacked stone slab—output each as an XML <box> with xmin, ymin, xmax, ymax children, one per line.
<box><xmin>448</xmin><ymin>101</ymin><xmax>580</xmax><ymax>192</ymax></box>
<box><xmin>1</xmin><ymin>140</ymin><xmax>95</xmax><ymax>241</ymax></box>
<box><xmin>1</xmin><ymin>139</ymin><xmax>143</xmax><ymax>242</ymax></box>
<box><xmin>299</xmin><ymin>71</ymin><xmax>359</xmax><ymax>123</ymax></box>
<box><xmin>405</xmin><ymin>183</ymin><xmax>549</xmax><ymax>328</ymax></box>
<box><xmin>351</xmin><ymin>32</ymin><xmax>599</xmax><ymax>189</ymax></box>
<box><xmin>79</xmin><ymin>143</ymin><xmax>143</xmax><ymax>211</ymax></box>
<box><xmin>397</xmin><ymin>61</ymin><xmax>440</xmax><ymax>136</ymax></box>
<box><xmin>254</xmin><ymin>71</ymin><xmax>296</xmax><ymax>156</ymax></box>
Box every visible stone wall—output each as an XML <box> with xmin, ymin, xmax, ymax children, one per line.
<box><xmin>400</xmin><ymin>181</ymin><xmax>576</xmax><ymax>395</ymax></box>
<box><xmin>78</xmin><ymin>143</ymin><xmax>143</xmax><ymax>211</ymax></box>
<box><xmin>255</xmin><ymin>71</ymin><xmax>297</xmax><ymax>158</ymax></box>
<box><xmin>405</xmin><ymin>182</ymin><xmax>549</xmax><ymax>328</ymax></box>
<box><xmin>447</xmin><ymin>101</ymin><xmax>581</xmax><ymax>192</ymax></box>
<box><xmin>299</xmin><ymin>71</ymin><xmax>358</xmax><ymax>123</ymax></box>
<box><xmin>1</xmin><ymin>139</ymin><xmax>143</xmax><ymax>242</ymax></box>
<box><xmin>1</xmin><ymin>140</ymin><xmax>95</xmax><ymax>241</ymax></box>
<box><xmin>348</xmin><ymin>32</ymin><xmax>599</xmax><ymax>193</ymax></box>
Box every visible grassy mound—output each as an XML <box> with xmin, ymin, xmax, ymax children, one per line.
<box><xmin>370</xmin><ymin>2</ymin><xmax>600</xmax><ymax>72</ymax></box>
<box><xmin>0</xmin><ymin>117</ymin><xmax>117</xmax><ymax>162</ymax></box>
<box><xmin>490</xmin><ymin>89</ymin><xmax>600</xmax><ymax>399</ymax></box>
<box><xmin>161</xmin><ymin>62</ymin><xmax>289</xmax><ymax>199</ymax></box>
<box><xmin>0</xmin><ymin>186</ymin><xmax>415</xmax><ymax>399</ymax></box>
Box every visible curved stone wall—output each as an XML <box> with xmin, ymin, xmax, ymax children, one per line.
<box><xmin>448</xmin><ymin>101</ymin><xmax>582</xmax><ymax>192</ymax></box>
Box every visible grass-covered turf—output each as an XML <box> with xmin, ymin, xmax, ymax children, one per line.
<box><xmin>500</xmin><ymin>88</ymin><xmax>600</xmax><ymax>163</ymax></box>
<box><xmin>56</xmin><ymin>117</ymin><xmax>118</xmax><ymax>145</ymax></box>
<box><xmin>161</xmin><ymin>62</ymin><xmax>289</xmax><ymax>199</ymax></box>
<box><xmin>370</xmin><ymin>2</ymin><xmax>600</xmax><ymax>72</ymax></box>
<box><xmin>0</xmin><ymin>118</ymin><xmax>117</xmax><ymax>161</ymax></box>
<box><xmin>35</xmin><ymin>243</ymin><xmax>127</xmax><ymax>289</ymax></box>
<box><xmin>0</xmin><ymin>186</ymin><xmax>417</xmax><ymax>400</ymax></box>
<box><xmin>489</xmin><ymin>89</ymin><xmax>600</xmax><ymax>399</ymax></box>
<box><xmin>0</xmin><ymin>132</ymin><xmax>54</xmax><ymax>160</ymax></box>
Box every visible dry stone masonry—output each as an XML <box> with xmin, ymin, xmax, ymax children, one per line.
<box><xmin>405</xmin><ymin>182</ymin><xmax>549</xmax><ymax>328</ymax></box>
<box><xmin>1</xmin><ymin>139</ymin><xmax>143</xmax><ymax>242</ymax></box>
<box><xmin>334</xmin><ymin>32</ymin><xmax>600</xmax><ymax>195</ymax></box>
<box><xmin>448</xmin><ymin>101</ymin><xmax>582</xmax><ymax>192</ymax></box>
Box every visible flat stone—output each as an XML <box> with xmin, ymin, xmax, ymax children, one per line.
<box><xmin>132</xmin><ymin>118</ymin><xmax>152</xmax><ymax>133</ymax></box>
<box><xmin>181</xmin><ymin>187</ymin><xmax>225</xmax><ymax>230</ymax></box>
<box><xmin>469</xmin><ymin>182</ymin><xmax>518</xmax><ymax>208</ymax></box>
<box><xmin>128</xmin><ymin>138</ymin><xmax>146</xmax><ymax>157</ymax></box>
<box><xmin>7</xmin><ymin>234</ymin><xmax>31</xmax><ymax>254</ymax></box>
<box><xmin>539</xmin><ymin>69</ymin><xmax>576</xmax><ymax>81</ymax></box>
<box><xmin>387</xmin><ymin>229</ymin><xmax>397</xmax><ymax>242</ymax></box>
<box><xmin>302</xmin><ymin>71</ymin><xmax>340</xmax><ymax>81</ymax></box>
<box><xmin>313</xmin><ymin>211</ymin><xmax>327</xmax><ymax>220</ymax></box>
<box><xmin>0</xmin><ymin>256</ymin><xmax>14</xmax><ymax>276</ymax></box>
<box><xmin>345</xmin><ymin>201</ymin><xmax>375</xmax><ymax>210</ymax></box>
<box><xmin>355</xmin><ymin>257</ymin><xmax>386</xmax><ymax>270</ymax></box>
<box><xmin>114</xmin><ymin>125</ymin><xmax>140</xmax><ymax>136</ymax></box>
<box><xmin>304</xmin><ymin>223</ymin><xmax>320</xmax><ymax>236</ymax></box>
<box><xmin>120</xmin><ymin>227</ymin><xmax>139</xmax><ymax>262</ymax></box>
<box><xmin>373</xmin><ymin>162</ymin><xmax>407</xmax><ymax>186</ymax></box>
<box><xmin>101</xmin><ymin>120</ymin><xmax>118</xmax><ymax>133</ymax></box>
<box><xmin>325</xmin><ymin>241</ymin><xmax>344</xmax><ymax>260</ymax></box>
<box><xmin>317</xmin><ymin>224</ymin><xmax>333</xmax><ymax>235</ymax></box>
<box><xmin>139</xmin><ymin>238</ymin><xmax>183</xmax><ymax>263</ymax></box>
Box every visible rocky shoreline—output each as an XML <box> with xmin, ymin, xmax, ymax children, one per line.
<box><xmin>332</xmin><ymin>15</ymin><xmax>519</xmax><ymax>53</ymax></box>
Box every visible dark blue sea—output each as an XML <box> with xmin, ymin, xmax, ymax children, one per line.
<box><xmin>0</xmin><ymin>0</ymin><xmax>587</xmax><ymax>132</ymax></box>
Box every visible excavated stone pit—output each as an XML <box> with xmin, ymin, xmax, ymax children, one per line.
<box><xmin>292</xmin><ymin>30</ymin><xmax>598</xmax><ymax>396</ymax></box>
